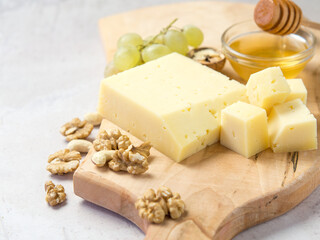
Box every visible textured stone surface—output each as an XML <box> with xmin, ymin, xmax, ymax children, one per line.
<box><xmin>0</xmin><ymin>0</ymin><xmax>319</xmax><ymax>240</ymax></box>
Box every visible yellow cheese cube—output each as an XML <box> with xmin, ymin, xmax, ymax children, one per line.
<box><xmin>98</xmin><ymin>53</ymin><xmax>246</xmax><ymax>162</ymax></box>
<box><xmin>246</xmin><ymin>67</ymin><xmax>291</xmax><ymax>113</ymax></box>
<box><xmin>220</xmin><ymin>101</ymin><xmax>269</xmax><ymax>158</ymax></box>
<box><xmin>286</xmin><ymin>78</ymin><xmax>307</xmax><ymax>104</ymax></box>
<box><xmin>268</xmin><ymin>99</ymin><xmax>317</xmax><ymax>153</ymax></box>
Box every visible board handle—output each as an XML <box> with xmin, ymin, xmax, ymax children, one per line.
<box><xmin>144</xmin><ymin>219</ymin><xmax>212</xmax><ymax>240</ymax></box>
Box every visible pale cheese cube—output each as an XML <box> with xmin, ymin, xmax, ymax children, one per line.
<box><xmin>220</xmin><ymin>101</ymin><xmax>269</xmax><ymax>158</ymax></box>
<box><xmin>246</xmin><ymin>67</ymin><xmax>290</xmax><ymax>113</ymax></box>
<box><xmin>268</xmin><ymin>99</ymin><xmax>317</xmax><ymax>153</ymax></box>
<box><xmin>98</xmin><ymin>53</ymin><xmax>246</xmax><ymax>162</ymax></box>
<box><xmin>286</xmin><ymin>78</ymin><xmax>307</xmax><ymax>104</ymax></box>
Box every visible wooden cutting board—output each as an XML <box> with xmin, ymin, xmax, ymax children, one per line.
<box><xmin>74</xmin><ymin>1</ymin><xmax>320</xmax><ymax>239</ymax></box>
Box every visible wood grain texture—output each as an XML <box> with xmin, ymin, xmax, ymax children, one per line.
<box><xmin>74</xmin><ymin>1</ymin><xmax>320</xmax><ymax>239</ymax></box>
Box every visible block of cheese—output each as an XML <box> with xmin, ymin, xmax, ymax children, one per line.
<box><xmin>268</xmin><ymin>99</ymin><xmax>317</xmax><ymax>153</ymax></box>
<box><xmin>246</xmin><ymin>67</ymin><xmax>291</xmax><ymax>113</ymax></box>
<box><xmin>286</xmin><ymin>78</ymin><xmax>307</xmax><ymax>104</ymax></box>
<box><xmin>98</xmin><ymin>53</ymin><xmax>246</xmax><ymax>162</ymax></box>
<box><xmin>220</xmin><ymin>101</ymin><xmax>269</xmax><ymax>158</ymax></box>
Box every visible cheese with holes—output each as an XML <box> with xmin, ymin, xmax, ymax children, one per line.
<box><xmin>220</xmin><ymin>101</ymin><xmax>269</xmax><ymax>158</ymax></box>
<box><xmin>268</xmin><ymin>99</ymin><xmax>317</xmax><ymax>153</ymax></box>
<box><xmin>98</xmin><ymin>53</ymin><xmax>246</xmax><ymax>162</ymax></box>
<box><xmin>246</xmin><ymin>67</ymin><xmax>290</xmax><ymax>113</ymax></box>
<box><xmin>286</xmin><ymin>78</ymin><xmax>307</xmax><ymax>104</ymax></box>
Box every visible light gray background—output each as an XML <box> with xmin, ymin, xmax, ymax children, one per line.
<box><xmin>1</xmin><ymin>0</ymin><xmax>319</xmax><ymax>239</ymax></box>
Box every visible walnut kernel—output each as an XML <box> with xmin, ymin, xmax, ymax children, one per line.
<box><xmin>48</xmin><ymin>149</ymin><xmax>81</xmax><ymax>163</ymax></box>
<box><xmin>45</xmin><ymin>181</ymin><xmax>66</xmax><ymax>206</ymax></box>
<box><xmin>60</xmin><ymin>118</ymin><xmax>93</xmax><ymax>141</ymax></box>
<box><xmin>108</xmin><ymin>145</ymin><xmax>149</xmax><ymax>174</ymax></box>
<box><xmin>157</xmin><ymin>186</ymin><xmax>173</xmax><ymax>201</ymax></box>
<box><xmin>47</xmin><ymin>160</ymin><xmax>79</xmax><ymax>175</ymax></box>
<box><xmin>93</xmin><ymin>129</ymin><xmax>131</xmax><ymax>151</ymax></box>
<box><xmin>135</xmin><ymin>186</ymin><xmax>185</xmax><ymax>223</ymax></box>
<box><xmin>135</xmin><ymin>189</ymin><xmax>166</xmax><ymax>224</ymax></box>
<box><xmin>167</xmin><ymin>193</ymin><xmax>185</xmax><ymax>219</ymax></box>
<box><xmin>130</xmin><ymin>141</ymin><xmax>152</xmax><ymax>158</ymax></box>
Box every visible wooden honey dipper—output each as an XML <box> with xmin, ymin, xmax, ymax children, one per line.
<box><xmin>254</xmin><ymin>0</ymin><xmax>320</xmax><ymax>35</ymax></box>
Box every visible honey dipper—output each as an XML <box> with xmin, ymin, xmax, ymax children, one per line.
<box><xmin>254</xmin><ymin>0</ymin><xmax>320</xmax><ymax>35</ymax></box>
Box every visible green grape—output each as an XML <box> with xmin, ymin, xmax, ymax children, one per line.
<box><xmin>154</xmin><ymin>34</ymin><xmax>164</xmax><ymax>44</ymax></box>
<box><xmin>141</xmin><ymin>44</ymin><xmax>171</xmax><ymax>62</ymax></box>
<box><xmin>164</xmin><ymin>30</ymin><xmax>189</xmax><ymax>55</ymax></box>
<box><xmin>114</xmin><ymin>46</ymin><xmax>141</xmax><ymax>71</ymax></box>
<box><xmin>136</xmin><ymin>56</ymin><xmax>144</xmax><ymax>65</ymax></box>
<box><xmin>117</xmin><ymin>33</ymin><xmax>143</xmax><ymax>48</ymax></box>
<box><xmin>182</xmin><ymin>25</ymin><xmax>204</xmax><ymax>48</ymax></box>
<box><xmin>144</xmin><ymin>35</ymin><xmax>154</xmax><ymax>44</ymax></box>
<box><xmin>144</xmin><ymin>34</ymin><xmax>164</xmax><ymax>45</ymax></box>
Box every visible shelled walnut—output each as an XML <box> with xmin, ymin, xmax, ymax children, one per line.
<box><xmin>108</xmin><ymin>142</ymin><xmax>151</xmax><ymax>175</ymax></box>
<box><xmin>48</xmin><ymin>149</ymin><xmax>81</xmax><ymax>163</ymax></box>
<box><xmin>135</xmin><ymin>189</ymin><xmax>167</xmax><ymax>224</ymax></box>
<box><xmin>167</xmin><ymin>193</ymin><xmax>185</xmax><ymax>219</ymax></box>
<box><xmin>157</xmin><ymin>186</ymin><xmax>173</xmax><ymax>201</ymax></box>
<box><xmin>60</xmin><ymin>118</ymin><xmax>93</xmax><ymax>141</ymax></box>
<box><xmin>93</xmin><ymin>129</ymin><xmax>131</xmax><ymax>151</ymax></box>
<box><xmin>135</xmin><ymin>186</ymin><xmax>185</xmax><ymax>224</ymax></box>
<box><xmin>47</xmin><ymin>160</ymin><xmax>79</xmax><ymax>175</ymax></box>
<box><xmin>45</xmin><ymin>181</ymin><xmax>66</xmax><ymax>206</ymax></box>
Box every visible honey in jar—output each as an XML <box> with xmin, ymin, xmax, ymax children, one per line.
<box><xmin>227</xmin><ymin>32</ymin><xmax>311</xmax><ymax>80</ymax></box>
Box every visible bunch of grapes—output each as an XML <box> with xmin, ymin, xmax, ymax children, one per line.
<box><xmin>113</xmin><ymin>19</ymin><xmax>204</xmax><ymax>71</ymax></box>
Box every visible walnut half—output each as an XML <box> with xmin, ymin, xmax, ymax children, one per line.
<box><xmin>47</xmin><ymin>160</ymin><xmax>79</xmax><ymax>175</ymax></box>
<box><xmin>45</xmin><ymin>181</ymin><xmax>66</xmax><ymax>206</ymax></box>
<box><xmin>167</xmin><ymin>193</ymin><xmax>185</xmax><ymax>219</ymax></box>
<box><xmin>47</xmin><ymin>149</ymin><xmax>81</xmax><ymax>175</ymax></box>
<box><xmin>60</xmin><ymin>118</ymin><xmax>93</xmax><ymax>141</ymax></box>
<box><xmin>48</xmin><ymin>149</ymin><xmax>81</xmax><ymax>163</ymax></box>
<box><xmin>93</xmin><ymin>129</ymin><xmax>131</xmax><ymax>151</ymax></box>
<box><xmin>135</xmin><ymin>186</ymin><xmax>185</xmax><ymax>224</ymax></box>
<box><xmin>135</xmin><ymin>189</ymin><xmax>167</xmax><ymax>224</ymax></box>
<box><xmin>108</xmin><ymin>142</ymin><xmax>151</xmax><ymax>175</ymax></box>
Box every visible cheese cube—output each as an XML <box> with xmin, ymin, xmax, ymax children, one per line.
<box><xmin>246</xmin><ymin>67</ymin><xmax>290</xmax><ymax>113</ymax></box>
<box><xmin>220</xmin><ymin>101</ymin><xmax>269</xmax><ymax>158</ymax></box>
<box><xmin>98</xmin><ymin>53</ymin><xmax>246</xmax><ymax>162</ymax></box>
<box><xmin>286</xmin><ymin>78</ymin><xmax>307</xmax><ymax>104</ymax></box>
<box><xmin>268</xmin><ymin>99</ymin><xmax>317</xmax><ymax>153</ymax></box>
